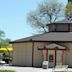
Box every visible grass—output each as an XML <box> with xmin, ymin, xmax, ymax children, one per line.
<box><xmin>0</xmin><ymin>70</ymin><xmax>15</xmax><ymax>72</ymax></box>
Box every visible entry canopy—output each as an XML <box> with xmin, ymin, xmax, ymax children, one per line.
<box><xmin>38</xmin><ymin>43</ymin><xmax>67</xmax><ymax>50</ymax></box>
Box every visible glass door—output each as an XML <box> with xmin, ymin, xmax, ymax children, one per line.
<box><xmin>49</xmin><ymin>54</ymin><xmax>54</xmax><ymax>67</ymax></box>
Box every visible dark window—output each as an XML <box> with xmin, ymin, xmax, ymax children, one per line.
<box><xmin>49</xmin><ymin>55</ymin><xmax>53</xmax><ymax>62</ymax></box>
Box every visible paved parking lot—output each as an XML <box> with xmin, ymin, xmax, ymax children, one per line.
<box><xmin>0</xmin><ymin>66</ymin><xmax>72</xmax><ymax>72</ymax></box>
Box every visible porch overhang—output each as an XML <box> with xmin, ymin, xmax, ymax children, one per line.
<box><xmin>38</xmin><ymin>43</ymin><xmax>67</xmax><ymax>50</ymax></box>
<box><xmin>38</xmin><ymin>43</ymin><xmax>67</xmax><ymax>66</ymax></box>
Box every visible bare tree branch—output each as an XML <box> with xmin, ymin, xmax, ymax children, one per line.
<box><xmin>27</xmin><ymin>0</ymin><xmax>64</xmax><ymax>33</ymax></box>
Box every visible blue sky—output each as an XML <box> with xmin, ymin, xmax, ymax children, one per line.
<box><xmin>0</xmin><ymin>0</ymin><xmax>67</xmax><ymax>40</ymax></box>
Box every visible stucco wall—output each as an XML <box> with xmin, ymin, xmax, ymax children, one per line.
<box><xmin>56</xmin><ymin>51</ymin><xmax>62</xmax><ymax>65</ymax></box>
<box><xmin>12</xmin><ymin>42</ymin><xmax>32</xmax><ymax>66</ymax></box>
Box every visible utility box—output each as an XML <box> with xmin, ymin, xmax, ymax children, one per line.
<box><xmin>42</xmin><ymin>61</ymin><xmax>48</xmax><ymax>69</ymax></box>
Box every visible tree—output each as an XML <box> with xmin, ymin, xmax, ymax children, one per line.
<box><xmin>27</xmin><ymin>0</ymin><xmax>63</xmax><ymax>33</ymax></box>
<box><xmin>0</xmin><ymin>30</ymin><xmax>5</xmax><ymax>38</ymax></box>
<box><xmin>1</xmin><ymin>39</ymin><xmax>11</xmax><ymax>55</ymax></box>
<box><xmin>65</xmin><ymin>2</ymin><xmax>72</xmax><ymax>20</ymax></box>
<box><xmin>0</xmin><ymin>30</ymin><xmax>11</xmax><ymax>63</ymax></box>
<box><xmin>1</xmin><ymin>38</ymin><xmax>11</xmax><ymax>63</ymax></box>
<box><xmin>0</xmin><ymin>30</ymin><xmax>5</xmax><ymax>48</ymax></box>
<box><xmin>0</xmin><ymin>30</ymin><xmax>11</xmax><ymax>56</ymax></box>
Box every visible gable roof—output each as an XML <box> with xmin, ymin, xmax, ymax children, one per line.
<box><xmin>38</xmin><ymin>43</ymin><xmax>67</xmax><ymax>50</ymax></box>
<box><xmin>11</xmin><ymin>32</ymin><xmax>72</xmax><ymax>43</ymax></box>
<box><xmin>46</xmin><ymin>43</ymin><xmax>66</xmax><ymax>49</ymax></box>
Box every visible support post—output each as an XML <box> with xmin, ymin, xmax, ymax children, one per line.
<box><xmin>55</xmin><ymin>49</ymin><xmax>56</xmax><ymax>66</ymax></box>
<box><xmin>32</xmin><ymin>42</ymin><xmax>34</xmax><ymax>67</ymax></box>
<box><xmin>62</xmin><ymin>49</ymin><xmax>64</xmax><ymax>65</ymax></box>
<box><xmin>41</xmin><ymin>50</ymin><xmax>43</xmax><ymax>58</ymax></box>
<box><xmin>46</xmin><ymin>49</ymin><xmax>48</xmax><ymax>61</ymax></box>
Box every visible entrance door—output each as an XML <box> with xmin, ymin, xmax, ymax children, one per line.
<box><xmin>56</xmin><ymin>51</ymin><xmax>62</xmax><ymax>65</ymax></box>
<box><xmin>49</xmin><ymin>54</ymin><xmax>54</xmax><ymax>67</ymax></box>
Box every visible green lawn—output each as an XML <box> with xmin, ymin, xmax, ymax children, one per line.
<box><xmin>0</xmin><ymin>70</ymin><xmax>15</xmax><ymax>72</ymax></box>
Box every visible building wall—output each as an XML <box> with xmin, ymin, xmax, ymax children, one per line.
<box><xmin>49</xmin><ymin>24</ymin><xmax>68</xmax><ymax>32</ymax></box>
<box><xmin>33</xmin><ymin>42</ymin><xmax>48</xmax><ymax>67</ymax></box>
<box><xmin>70</xmin><ymin>24</ymin><xmax>72</xmax><ymax>31</ymax></box>
<box><xmin>56</xmin><ymin>24</ymin><xmax>68</xmax><ymax>31</ymax></box>
<box><xmin>49</xmin><ymin>24</ymin><xmax>56</xmax><ymax>32</ymax></box>
<box><xmin>33</xmin><ymin>42</ymin><xmax>72</xmax><ymax>67</ymax></box>
<box><xmin>12</xmin><ymin>42</ymin><xmax>48</xmax><ymax>67</ymax></box>
<box><xmin>12</xmin><ymin>42</ymin><xmax>72</xmax><ymax>67</ymax></box>
<box><xmin>62</xmin><ymin>43</ymin><xmax>72</xmax><ymax>67</ymax></box>
<box><xmin>12</xmin><ymin>42</ymin><xmax>32</xmax><ymax>66</ymax></box>
<box><xmin>56</xmin><ymin>51</ymin><xmax>63</xmax><ymax>65</ymax></box>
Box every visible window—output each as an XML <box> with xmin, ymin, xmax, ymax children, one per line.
<box><xmin>49</xmin><ymin>55</ymin><xmax>53</xmax><ymax>62</ymax></box>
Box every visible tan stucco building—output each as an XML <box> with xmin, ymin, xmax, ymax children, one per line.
<box><xmin>11</xmin><ymin>18</ymin><xmax>72</xmax><ymax>68</ymax></box>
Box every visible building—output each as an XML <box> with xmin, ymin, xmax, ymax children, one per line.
<box><xmin>11</xmin><ymin>0</ymin><xmax>72</xmax><ymax>68</ymax></box>
<box><xmin>11</xmin><ymin>18</ymin><xmax>72</xmax><ymax>68</ymax></box>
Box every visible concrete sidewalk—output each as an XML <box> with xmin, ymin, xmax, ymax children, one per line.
<box><xmin>0</xmin><ymin>66</ymin><xmax>72</xmax><ymax>72</ymax></box>
<box><xmin>0</xmin><ymin>66</ymin><xmax>52</xmax><ymax>72</ymax></box>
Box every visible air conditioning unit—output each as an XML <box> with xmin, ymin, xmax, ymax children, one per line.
<box><xmin>42</xmin><ymin>61</ymin><xmax>48</xmax><ymax>69</ymax></box>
